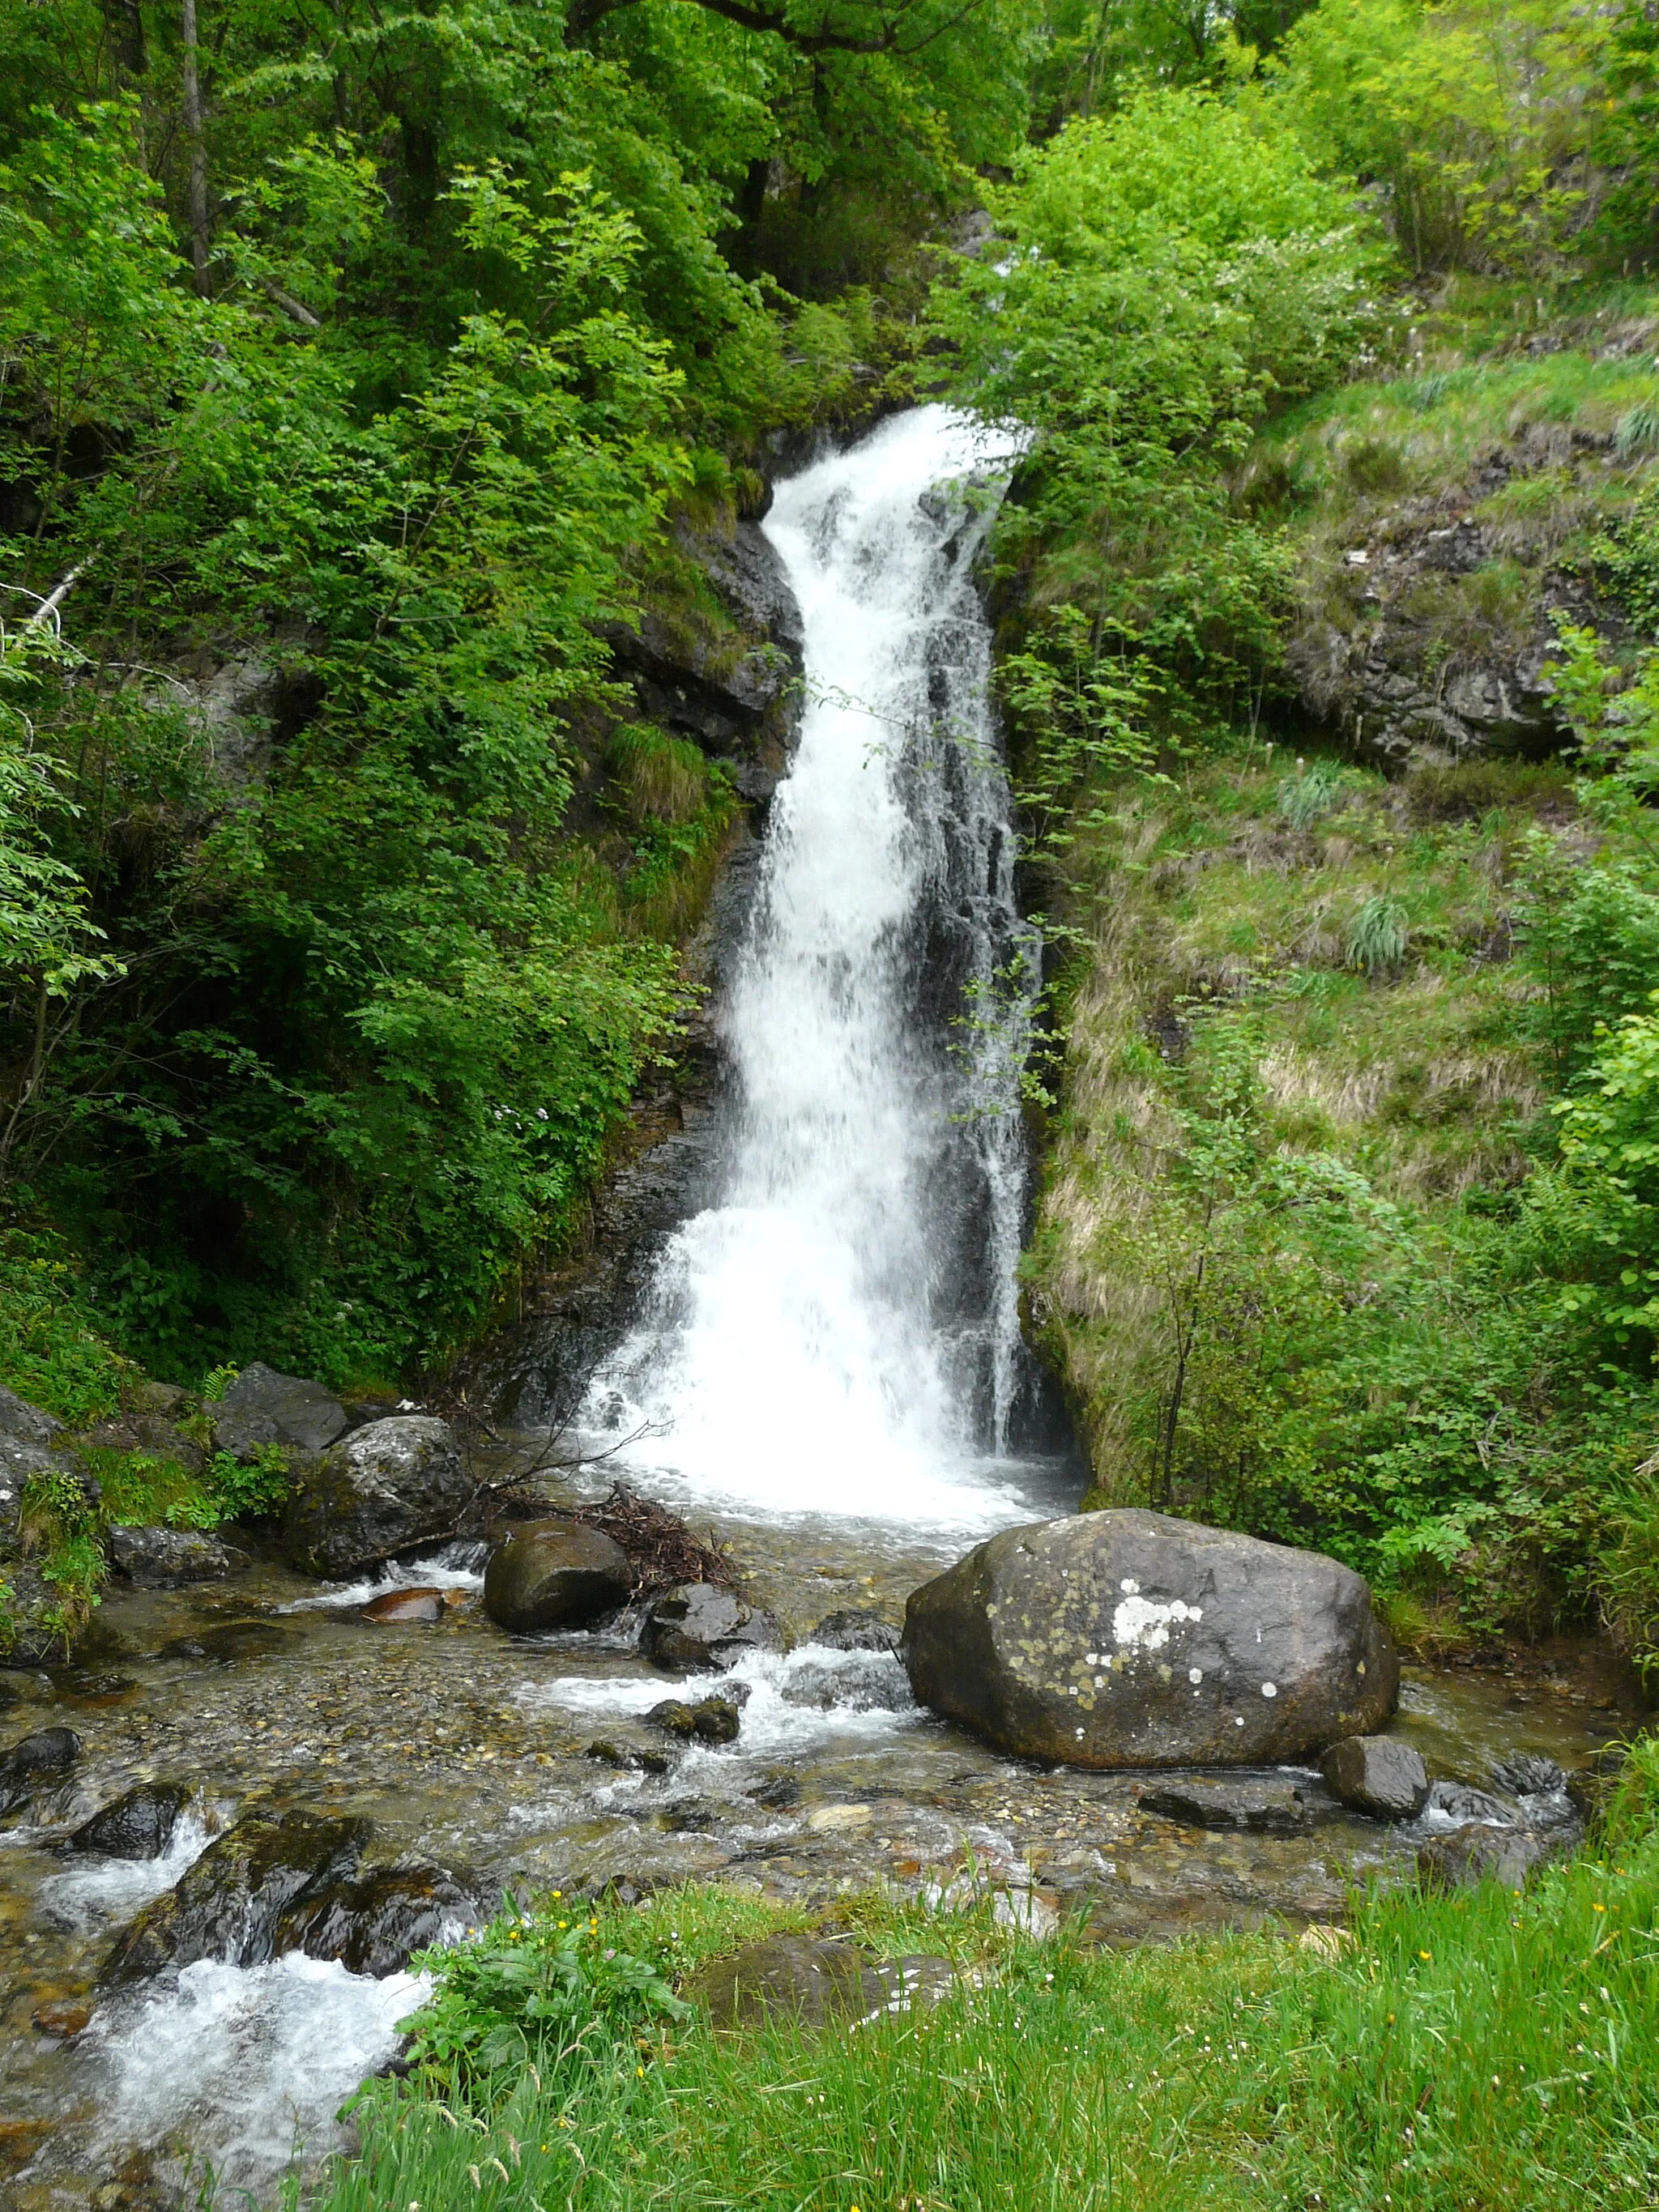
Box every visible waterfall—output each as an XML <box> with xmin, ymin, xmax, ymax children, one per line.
<box><xmin>583</xmin><ymin>407</ymin><xmax>1043</xmax><ymax>1533</ymax></box>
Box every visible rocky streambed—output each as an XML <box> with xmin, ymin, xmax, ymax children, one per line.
<box><xmin>0</xmin><ymin>1447</ymin><xmax>1643</xmax><ymax>2211</ymax></box>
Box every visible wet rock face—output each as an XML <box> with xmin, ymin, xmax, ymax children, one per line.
<box><xmin>1322</xmin><ymin>1735</ymin><xmax>1430</xmax><ymax>1821</ymax></box>
<box><xmin>100</xmin><ymin>1808</ymin><xmax>372</xmax><ymax>1983</ymax></box>
<box><xmin>212</xmin><ymin>1362</ymin><xmax>349</xmax><ymax>1460</ymax></box>
<box><xmin>0</xmin><ymin>1383</ymin><xmax>75</xmax><ymax>1541</ymax></box>
<box><xmin>646</xmin><ymin>1694</ymin><xmax>742</xmax><ymax>1744</ymax></box>
<box><xmin>901</xmin><ymin>1509</ymin><xmax>1398</xmax><ymax>1770</ymax></box>
<box><xmin>274</xmin><ymin>1864</ymin><xmax>488</xmax><ymax>1976</ymax></box>
<box><xmin>809</xmin><ymin>1609</ymin><xmax>900</xmax><ymax>1653</ymax></box>
<box><xmin>361</xmin><ymin>1587</ymin><xmax>445</xmax><ymax>1624</ymax></box>
<box><xmin>108</xmin><ymin>1525</ymin><xmax>251</xmax><ymax>1589</ymax></box>
<box><xmin>283</xmin><ymin>1416</ymin><xmax>471</xmax><ymax>1576</ymax></box>
<box><xmin>1418</xmin><ymin>1822</ymin><xmax>1569</xmax><ymax>1892</ymax></box>
<box><xmin>641</xmin><ymin>1582</ymin><xmax>784</xmax><ymax>1672</ymax></box>
<box><xmin>69</xmin><ymin>1782</ymin><xmax>190</xmax><ymax>1859</ymax></box>
<box><xmin>0</xmin><ymin>1724</ymin><xmax>82</xmax><ymax>1814</ymax></box>
<box><xmin>483</xmin><ymin>1520</ymin><xmax>631</xmax><ymax>1634</ymax></box>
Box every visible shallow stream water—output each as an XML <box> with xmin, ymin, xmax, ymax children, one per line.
<box><xmin>0</xmin><ymin>411</ymin><xmax>1646</xmax><ymax>2206</ymax></box>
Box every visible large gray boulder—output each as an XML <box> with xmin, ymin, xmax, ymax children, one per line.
<box><xmin>483</xmin><ymin>1519</ymin><xmax>631</xmax><ymax>1634</ymax></box>
<box><xmin>901</xmin><ymin>1509</ymin><xmax>1397</xmax><ymax>1770</ymax></box>
<box><xmin>282</xmin><ymin>1415</ymin><xmax>471</xmax><ymax>1576</ymax></box>
<box><xmin>212</xmin><ymin>1362</ymin><xmax>348</xmax><ymax>1460</ymax></box>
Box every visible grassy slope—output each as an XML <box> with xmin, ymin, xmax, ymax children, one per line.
<box><xmin>1021</xmin><ymin>287</ymin><xmax>1659</xmax><ymax>1645</ymax></box>
<box><xmin>309</xmin><ymin>1745</ymin><xmax>1659</xmax><ymax>2212</ymax></box>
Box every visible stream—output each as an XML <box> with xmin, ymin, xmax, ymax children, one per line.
<box><xmin>0</xmin><ymin>410</ymin><xmax>1644</xmax><ymax>2210</ymax></box>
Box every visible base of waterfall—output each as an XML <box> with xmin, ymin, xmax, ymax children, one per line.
<box><xmin>900</xmin><ymin>1508</ymin><xmax>1399</xmax><ymax>1768</ymax></box>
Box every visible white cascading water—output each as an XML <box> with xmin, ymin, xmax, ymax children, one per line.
<box><xmin>584</xmin><ymin>407</ymin><xmax>1041</xmax><ymax>1534</ymax></box>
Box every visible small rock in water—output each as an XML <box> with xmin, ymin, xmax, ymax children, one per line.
<box><xmin>69</xmin><ymin>1782</ymin><xmax>190</xmax><ymax>1859</ymax></box>
<box><xmin>1492</xmin><ymin>1752</ymin><xmax>1567</xmax><ymax>1797</ymax></box>
<box><xmin>901</xmin><ymin>1508</ymin><xmax>1397</xmax><ymax>1769</ymax></box>
<box><xmin>749</xmin><ymin>1771</ymin><xmax>800</xmax><ymax>1809</ymax></box>
<box><xmin>1418</xmin><ymin>1822</ymin><xmax>1567</xmax><ymax>1892</ymax></box>
<box><xmin>360</xmin><ymin>1588</ymin><xmax>445</xmax><ymax>1624</ymax></box>
<box><xmin>805</xmin><ymin>1801</ymin><xmax>872</xmax><ymax>1834</ymax></box>
<box><xmin>100</xmin><ymin>1807</ymin><xmax>371</xmax><ymax>1983</ymax></box>
<box><xmin>586</xmin><ymin>1735</ymin><xmax>672</xmax><ymax>1775</ymax></box>
<box><xmin>1423</xmin><ymin>1779</ymin><xmax>1514</xmax><ymax>1828</ymax></box>
<box><xmin>0</xmin><ymin>1724</ymin><xmax>82</xmax><ymax>1814</ymax></box>
<box><xmin>809</xmin><ymin>1609</ymin><xmax>900</xmax><ymax>1654</ymax></box>
<box><xmin>212</xmin><ymin>1362</ymin><xmax>349</xmax><ymax>1460</ymax></box>
<box><xmin>483</xmin><ymin>1520</ymin><xmax>631</xmax><ymax>1634</ymax></box>
<box><xmin>31</xmin><ymin>1997</ymin><xmax>93</xmax><ymax>2039</ymax></box>
<box><xmin>646</xmin><ymin>1695</ymin><xmax>741</xmax><ymax>1744</ymax></box>
<box><xmin>284</xmin><ymin>1415</ymin><xmax>471</xmax><ymax>1577</ymax></box>
<box><xmin>108</xmin><ymin>1524</ymin><xmax>251</xmax><ymax>1589</ymax></box>
<box><xmin>157</xmin><ymin>1620</ymin><xmax>289</xmax><ymax>1664</ymax></box>
<box><xmin>641</xmin><ymin>1582</ymin><xmax>783</xmax><ymax>1671</ymax></box>
<box><xmin>1138</xmin><ymin>1776</ymin><xmax>1311</xmax><ymax>1834</ymax></box>
<box><xmin>1322</xmin><ymin>1735</ymin><xmax>1429</xmax><ymax>1820</ymax></box>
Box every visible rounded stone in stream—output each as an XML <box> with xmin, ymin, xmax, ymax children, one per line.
<box><xmin>1322</xmin><ymin>1735</ymin><xmax>1430</xmax><ymax>1820</ymax></box>
<box><xmin>484</xmin><ymin>1519</ymin><xmax>630</xmax><ymax>1634</ymax></box>
<box><xmin>283</xmin><ymin>1414</ymin><xmax>472</xmax><ymax>1577</ymax></box>
<box><xmin>212</xmin><ymin>1362</ymin><xmax>349</xmax><ymax>1460</ymax></box>
<box><xmin>900</xmin><ymin>1509</ymin><xmax>1397</xmax><ymax>1770</ymax></box>
<box><xmin>274</xmin><ymin>1864</ymin><xmax>491</xmax><ymax>1975</ymax></box>
<box><xmin>157</xmin><ymin>1620</ymin><xmax>290</xmax><ymax>1664</ymax></box>
<box><xmin>1417</xmin><ymin>1822</ymin><xmax>1568</xmax><ymax>1892</ymax></box>
<box><xmin>688</xmin><ymin>1934</ymin><xmax>952</xmax><ymax>2031</ymax></box>
<box><xmin>641</xmin><ymin>1582</ymin><xmax>783</xmax><ymax>1672</ymax></box>
<box><xmin>361</xmin><ymin>1587</ymin><xmax>445</xmax><ymax>1624</ymax></box>
<box><xmin>108</xmin><ymin>1524</ymin><xmax>251</xmax><ymax>1589</ymax></box>
<box><xmin>100</xmin><ymin>1807</ymin><xmax>372</xmax><ymax>1983</ymax></box>
<box><xmin>0</xmin><ymin>1724</ymin><xmax>82</xmax><ymax>1814</ymax></box>
<box><xmin>646</xmin><ymin>1694</ymin><xmax>742</xmax><ymax>1744</ymax></box>
<box><xmin>69</xmin><ymin>1782</ymin><xmax>190</xmax><ymax>1859</ymax></box>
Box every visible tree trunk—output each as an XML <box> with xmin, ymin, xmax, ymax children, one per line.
<box><xmin>181</xmin><ymin>0</ymin><xmax>210</xmax><ymax>295</ymax></box>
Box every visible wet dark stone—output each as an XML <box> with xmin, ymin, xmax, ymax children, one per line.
<box><xmin>212</xmin><ymin>1363</ymin><xmax>348</xmax><ymax>1460</ymax></box>
<box><xmin>659</xmin><ymin>1796</ymin><xmax>716</xmax><ymax>1831</ymax></box>
<box><xmin>646</xmin><ymin>1694</ymin><xmax>741</xmax><ymax>1744</ymax></box>
<box><xmin>809</xmin><ymin>1609</ymin><xmax>900</xmax><ymax>1654</ymax></box>
<box><xmin>1322</xmin><ymin>1735</ymin><xmax>1429</xmax><ymax>1820</ymax></box>
<box><xmin>157</xmin><ymin>1621</ymin><xmax>290</xmax><ymax>1664</ymax></box>
<box><xmin>688</xmin><ymin>1934</ymin><xmax>889</xmax><ymax>2029</ymax></box>
<box><xmin>1425</xmin><ymin>1779</ymin><xmax>1514</xmax><ymax>1827</ymax></box>
<box><xmin>586</xmin><ymin>1735</ymin><xmax>672</xmax><ymax>1775</ymax></box>
<box><xmin>31</xmin><ymin>1997</ymin><xmax>92</xmax><ymax>2039</ymax></box>
<box><xmin>100</xmin><ymin>1809</ymin><xmax>372</xmax><ymax>1984</ymax></box>
<box><xmin>361</xmin><ymin>1588</ymin><xmax>445</xmax><ymax>1624</ymax></box>
<box><xmin>1492</xmin><ymin>1752</ymin><xmax>1567</xmax><ymax>1798</ymax></box>
<box><xmin>274</xmin><ymin>1864</ymin><xmax>490</xmax><ymax>1976</ymax></box>
<box><xmin>483</xmin><ymin>1520</ymin><xmax>630</xmax><ymax>1634</ymax></box>
<box><xmin>1138</xmin><ymin>1776</ymin><xmax>1311</xmax><ymax>1834</ymax></box>
<box><xmin>108</xmin><ymin>1525</ymin><xmax>251</xmax><ymax>1589</ymax></box>
<box><xmin>748</xmin><ymin>1771</ymin><xmax>800</xmax><ymax>1809</ymax></box>
<box><xmin>902</xmin><ymin>1508</ymin><xmax>1397</xmax><ymax>1769</ymax></box>
<box><xmin>284</xmin><ymin>1416</ymin><xmax>472</xmax><ymax>1576</ymax></box>
<box><xmin>782</xmin><ymin>1651</ymin><xmax>910</xmax><ymax>1713</ymax></box>
<box><xmin>1418</xmin><ymin>1822</ymin><xmax>1569</xmax><ymax>1892</ymax></box>
<box><xmin>0</xmin><ymin>1724</ymin><xmax>82</xmax><ymax>1814</ymax></box>
<box><xmin>641</xmin><ymin>1582</ymin><xmax>783</xmax><ymax>1672</ymax></box>
<box><xmin>69</xmin><ymin>1783</ymin><xmax>190</xmax><ymax>1859</ymax></box>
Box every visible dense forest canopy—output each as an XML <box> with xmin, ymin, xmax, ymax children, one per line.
<box><xmin>8</xmin><ymin>0</ymin><xmax>1659</xmax><ymax>1664</ymax></box>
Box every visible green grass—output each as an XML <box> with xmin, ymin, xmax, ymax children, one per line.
<box><xmin>300</xmin><ymin>1746</ymin><xmax>1659</xmax><ymax>2212</ymax></box>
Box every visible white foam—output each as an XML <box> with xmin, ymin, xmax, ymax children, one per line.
<box><xmin>279</xmin><ymin>1546</ymin><xmax>486</xmax><ymax>1613</ymax></box>
<box><xmin>519</xmin><ymin>1642</ymin><xmax>920</xmax><ymax>1762</ymax></box>
<box><xmin>37</xmin><ymin>1808</ymin><xmax>215</xmax><ymax>1933</ymax></box>
<box><xmin>87</xmin><ymin>1953</ymin><xmax>428</xmax><ymax>2196</ymax></box>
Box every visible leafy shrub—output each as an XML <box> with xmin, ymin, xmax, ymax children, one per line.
<box><xmin>404</xmin><ymin>1894</ymin><xmax>687</xmax><ymax>2090</ymax></box>
<box><xmin>1277</xmin><ymin>759</ymin><xmax>1351</xmax><ymax>826</ymax></box>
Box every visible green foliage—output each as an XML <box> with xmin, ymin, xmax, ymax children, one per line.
<box><xmin>936</xmin><ymin>87</ymin><xmax>1378</xmax><ymax>827</ymax></box>
<box><xmin>204</xmin><ymin>1443</ymin><xmax>292</xmax><ymax>1522</ymax></box>
<box><xmin>403</xmin><ymin>1892</ymin><xmax>687</xmax><ymax>2089</ymax></box>
<box><xmin>0</xmin><ymin>1221</ymin><xmax>131</xmax><ymax>1424</ymax></box>
<box><xmin>1346</xmin><ymin>893</ymin><xmax>1409</xmax><ymax>974</ymax></box>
